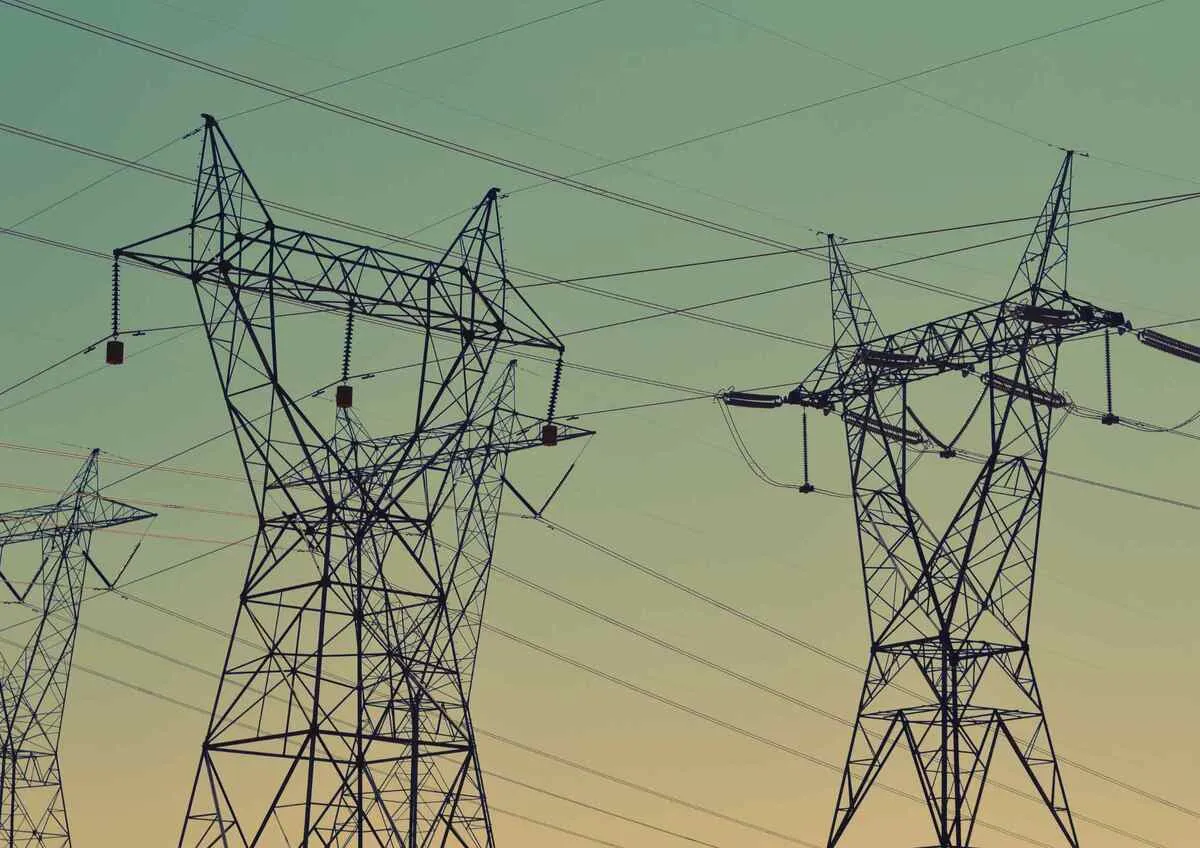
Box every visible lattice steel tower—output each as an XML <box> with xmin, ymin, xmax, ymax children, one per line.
<box><xmin>112</xmin><ymin>115</ymin><xmax>587</xmax><ymax>847</ymax></box>
<box><xmin>725</xmin><ymin>153</ymin><xmax>1130</xmax><ymax>847</ymax></box>
<box><xmin>0</xmin><ymin>450</ymin><xmax>154</xmax><ymax>847</ymax></box>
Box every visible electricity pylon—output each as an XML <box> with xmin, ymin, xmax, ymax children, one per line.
<box><xmin>725</xmin><ymin>153</ymin><xmax>1130</xmax><ymax>847</ymax></box>
<box><xmin>0</xmin><ymin>450</ymin><xmax>154</xmax><ymax>847</ymax></box>
<box><xmin>113</xmin><ymin>114</ymin><xmax>588</xmax><ymax>847</ymax></box>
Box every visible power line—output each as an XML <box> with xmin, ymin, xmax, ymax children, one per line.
<box><xmin>562</xmin><ymin>393</ymin><xmax>716</xmax><ymax>419</ymax></box>
<box><xmin>0</xmin><ymin>328</ymin><xmax>194</xmax><ymax>416</ymax></box>
<box><xmin>49</xmin><ymin>577</ymin><xmax>1048</xmax><ymax>847</ymax></box>
<box><xmin>546</xmin><ymin>187</ymin><xmax>1200</xmax><ymax>287</ymax></box>
<box><xmin>11</xmin><ymin>0</ymin><xmax>1175</xmax><ymax>313</ymax></box>
<box><xmin>533</xmin><ymin>517</ymin><xmax>1200</xmax><ymax>824</ymax></box>
<box><xmin>1141</xmin><ymin>315</ymin><xmax>1200</xmax><ymax>331</ymax></box>
<box><xmin>560</xmin><ymin>190</ymin><xmax>1200</xmax><ymax>338</ymax></box>
<box><xmin>4</xmin><ymin>129</ymin><xmax>197</xmax><ymax>231</ymax></box>
<box><xmin>0</xmin><ymin>301</ymin><xmax>713</xmax><ymax>459</ymax></box>
<box><xmin>17</xmin><ymin>452</ymin><xmax>1191</xmax><ymax>835</ymax></box>
<box><xmin>0</xmin><ymin>337</ymin><xmax>104</xmax><ymax>400</ymax></box>
<box><xmin>484</xmin><ymin>623</ymin><xmax>1079</xmax><ymax>848</ymax></box>
<box><xmin>13</xmin><ymin>398</ymin><xmax>1192</xmax><ymax>838</ymax></box>
<box><xmin>495</xmin><ymin>808</ymin><xmax>627</xmax><ymax>848</ymax></box>
<box><xmin>0</xmin><ymin>629</ymin><xmax>645</xmax><ymax>848</ymax></box>
<box><xmin>0</xmin><ymin>120</ymin><xmax>989</xmax><ymax>315</ymax></box>
<box><xmin>687</xmin><ymin>0</ymin><xmax>1059</xmax><ymax>150</ymax></box>
<box><xmin>108</xmin><ymin>577</ymin><xmax>1171</xmax><ymax>846</ymax></box>
<box><xmin>0</xmin><ymin>3</ymin><xmax>1021</xmax><ymax>307</ymax></box>
<box><xmin>0</xmin><ymin>225</ymin><xmax>110</xmax><ymax>259</ymax></box>
<box><xmin>503</xmin><ymin>0</ymin><xmax>1169</xmax><ymax>183</ymax></box>
<box><xmin>4</xmin><ymin>243</ymin><xmax>1195</xmax><ymax>820</ymax></box>
<box><xmin>491</xmin><ymin>623</ymin><xmax>1172</xmax><ymax>847</ymax></box>
<box><xmin>20</xmin><ymin>585</ymin><xmax>812</xmax><ymax>847</ymax></box>
<box><xmin>0</xmin><ymin>1</ymin><xmax>833</xmax><ymax>248</ymax></box>
<box><xmin>4</xmin><ymin>446</ymin><xmax>1194</xmax><ymax>827</ymax></box>
<box><xmin>489</xmin><ymin>770</ymin><xmax>730</xmax><ymax>848</ymax></box>
<box><xmin>476</xmin><ymin>729</ymin><xmax>813</xmax><ymax>847</ymax></box>
<box><xmin>47</xmin><ymin>477</ymin><xmax>1200</xmax><ymax>832</ymax></box>
<box><xmin>6</xmin><ymin>0</ymin><xmax>1195</xmax><ymax>356</ymax></box>
<box><xmin>0</xmin><ymin>0</ymin><xmax>611</xmax><ymax>275</ymax></box>
<box><xmin>12</xmin><ymin>113</ymin><xmax>1200</xmax><ymax>345</ymax></box>
<box><xmin>9</xmin><ymin>165</ymin><xmax>1199</xmax><ymax>358</ymax></box>
<box><xmin>3</xmin><ymin>313</ymin><xmax>1200</xmax><ymax>521</ymax></box>
<box><xmin>0</xmin><ymin>122</ymin><xmax>819</xmax><ymax>348</ymax></box>
<box><xmin>223</xmin><ymin>0</ymin><xmax>611</xmax><ymax>121</ymax></box>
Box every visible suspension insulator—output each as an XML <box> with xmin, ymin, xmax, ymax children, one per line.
<box><xmin>335</xmin><ymin>384</ymin><xmax>353</xmax><ymax>409</ymax></box>
<box><xmin>1102</xmin><ymin>328</ymin><xmax>1119</xmax><ymax>425</ymax></box>
<box><xmin>546</xmin><ymin>355</ymin><xmax>563</xmax><ymax>422</ymax></box>
<box><xmin>1137</xmin><ymin>329</ymin><xmax>1200</xmax><ymax>364</ymax></box>
<box><xmin>542</xmin><ymin>355</ymin><xmax>564</xmax><ymax>446</ymax></box>
<box><xmin>111</xmin><ymin>255</ymin><xmax>121</xmax><ymax>337</ymax></box>
<box><xmin>723</xmin><ymin>391</ymin><xmax>783</xmax><ymax>409</ymax></box>
<box><xmin>981</xmin><ymin>373</ymin><xmax>1068</xmax><ymax>408</ymax></box>
<box><xmin>842</xmin><ymin>410</ymin><xmax>925</xmax><ymax>445</ymax></box>
<box><xmin>105</xmin><ymin>339</ymin><xmax>125</xmax><ymax>366</ymax></box>
<box><xmin>340</xmin><ymin>307</ymin><xmax>355</xmax><ymax>381</ymax></box>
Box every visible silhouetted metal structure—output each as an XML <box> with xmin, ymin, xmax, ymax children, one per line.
<box><xmin>113</xmin><ymin>115</ymin><xmax>587</xmax><ymax>847</ymax></box>
<box><xmin>725</xmin><ymin>153</ymin><xmax>1130</xmax><ymax>847</ymax></box>
<box><xmin>0</xmin><ymin>450</ymin><xmax>154</xmax><ymax>847</ymax></box>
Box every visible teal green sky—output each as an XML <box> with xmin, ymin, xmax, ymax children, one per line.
<box><xmin>1</xmin><ymin>1</ymin><xmax>1199</xmax><ymax>846</ymax></box>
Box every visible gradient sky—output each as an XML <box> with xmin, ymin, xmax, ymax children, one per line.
<box><xmin>1</xmin><ymin>1</ymin><xmax>1198</xmax><ymax>846</ymax></box>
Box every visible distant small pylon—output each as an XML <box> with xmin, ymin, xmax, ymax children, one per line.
<box><xmin>0</xmin><ymin>450</ymin><xmax>154</xmax><ymax>847</ymax></box>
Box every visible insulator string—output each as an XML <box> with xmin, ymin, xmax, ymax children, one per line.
<box><xmin>801</xmin><ymin>409</ymin><xmax>810</xmax><ymax>486</ymax></box>
<box><xmin>110</xmin><ymin>256</ymin><xmax>121</xmax><ymax>339</ymax></box>
<box><xmin>1104</xmin><ymin>328</ymin><xmax>1115</xmax><ymax>418</ymax></box>
<box><xmin>547</xmin><ymin>354</ymin><xmax>563</xmax><ymax>423</ymax></box>
<box><xmin>341</xmin><ymin>307</ymin><xmax>355</xmax><ymax>383</ymax></box>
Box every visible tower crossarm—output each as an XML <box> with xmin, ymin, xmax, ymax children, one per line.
<box><xmin>115</xmin><ymin>220</ymin><xmax>563</xmax><ymax>354</ymax></box>
<box><xmin>774</xmin><ymin>289</ymin><xmax>1127</xmax><ymax>412</ymax></box>
<box><xmin>113</xmin><ymin>113</ymin><xmax>563</xmax><ymax>358</ymax></box>
<box><xmin>0</xmin><ymin>496</ymin><xmax>153</xmax><ymax>547</ymax></box>
<box><xmin>271</xmin><ymin>414</ymin><xmax>591</xmax><ymax>489</ymax></box>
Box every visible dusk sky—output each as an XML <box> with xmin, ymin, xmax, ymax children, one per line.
<box><xmin>1</xmin><ymin>1</ymin><xmax>1198</xmax><ymax>846</ymax></box>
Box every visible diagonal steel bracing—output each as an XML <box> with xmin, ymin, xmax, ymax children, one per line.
<box><xmin>113</xmin><ymin>115</ymin><xmax>589</xmax><ymax>847</ymax></box>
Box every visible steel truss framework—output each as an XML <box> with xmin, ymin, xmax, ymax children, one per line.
<box><xmin>115</xmin><ymin>115</ymin><xmax>588</xmax><ymax>847</ymax></box>
<box><xmin>0</xmin><ymin>450</ymin><xmax>154</xmax><ymax>847</ymax></box>
<box><xmin>728</xmin><ymin>153</ymin><xmax>1129</xmax><ymax>847</ymax></box>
